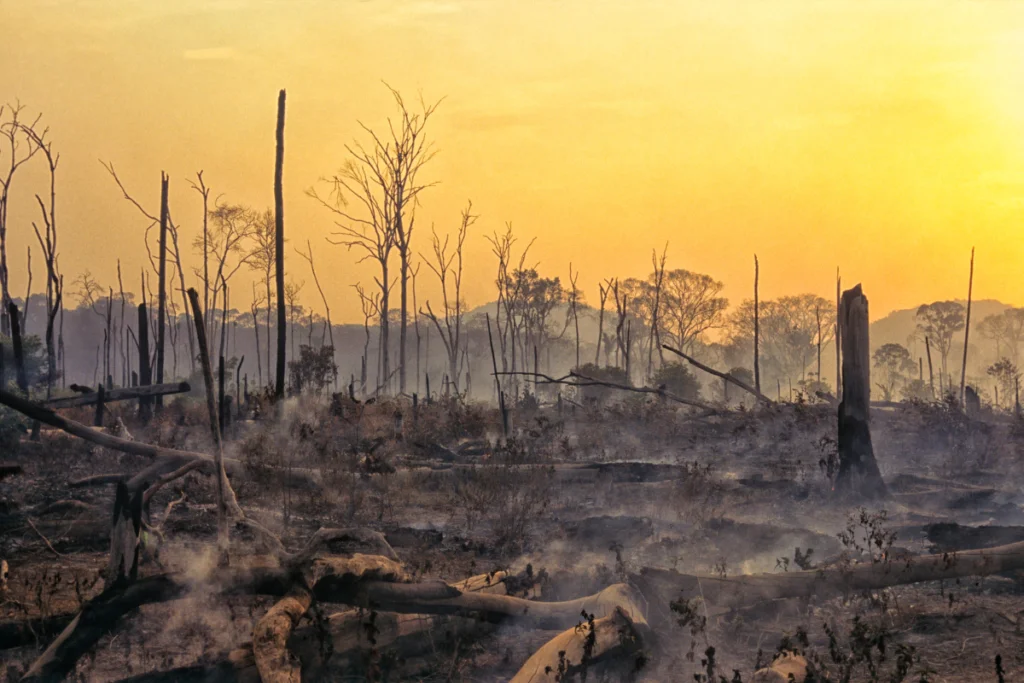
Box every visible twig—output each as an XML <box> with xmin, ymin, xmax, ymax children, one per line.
<box><xmin>26</xmin><ymin>518</ymin><xmax>64</xmax><ymax>558</ymax></box>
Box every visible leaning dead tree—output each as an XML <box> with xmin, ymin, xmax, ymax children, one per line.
<box><xmin>422</xmin><ymin>201</ymin><xmax>476</xmax><ymax>394</ymax></box>
<box><xmin>662</xmin><ymin>343</ymin><xmax>772</xmax><ymax>405</ymax></box>
<box><xmin>835</xmin><ymin>284</ymin><xmax>888</xmax><ymax>499</ymax></box>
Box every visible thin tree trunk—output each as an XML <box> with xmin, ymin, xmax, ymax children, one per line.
<box><xmin>754</xmin><ymin>255</ymin><xmax>760</xmax><ymax>394</ymax></box>
<box><xmin>925</xmin><ymin>336</ymin><xmax>935</xmax><ymax>398</ymax></box>
<box><xmin>274</xmin><ymin>89</ymin><xmax>287</xmax><ymax>400</ymax></box>
<box><xmin>9</xmin><ymin>303</ymin><xmax>27</xmax><ymax>393</ymax></box>
<box><xmin>138</xmin><ymin>304</ymin><xmax>151</xmax><ymax>423</ymax></box>
<box><xmin>156</xmin><ymin>173</ymin><xmax>168</xmax><ymax>409</ymax></box>
<box><xmin>960</xmin><ymin>246</ymin><xmax>975</xmax><ymax>406</ymax></box>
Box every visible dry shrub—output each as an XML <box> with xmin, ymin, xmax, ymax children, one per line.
<box><xmin>448</xmin><ymin>436</ymin><xmax>554</xmax><ymax>555</ymax></box>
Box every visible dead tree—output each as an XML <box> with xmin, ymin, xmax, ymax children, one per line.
<box><xmin>275</xmin><ymin>89</ymin><xmax>287</xmax><ymax>400</ymax></box>
<box><xmin>20</xmin><ymin>122</ymin><xmax>62</xmax><ymax>397</ymax></box>
<box><xmin>9</xmin><ymin>302</ymin><xmax>27</xmax><ymax>393</ymax></box>
<box><xmin>137</xmin><ymin>303</ymin><xmax>152</xmax><ymax>422</ymax></box>
<box><xmin>925</xmin><ymin>336</ymin><xmax>935</xmax><ymax>397</ymax></box>
<box><xmin>354</xmin><ymin>283</ymin><xmax>380</xmax><ymax>396</ymax></box>
<box><xmin>187</xmin><ymin>287</ymin><xmax>242</xmax><ymax>557</ymax></box>
<box><xmin>310</xmin><ymin>141</ymin><xmax>397</xmax><ymax>397</ymax></box>
<box><xmin>0</xmin><ymin>103</ymin><xmax>44</xmax><ymax>336</ymax></box>
<box><xmin>422</xmin><ymin>201</ymin><xmax>476</xmax><ymax>393</ymax></box>
<box><xmin>835</xmin><ymin>284</ymin><xmax>888</xmax><ymax>499</ymax></box>
<box><xmin>754</xmin><ymin>254</ymin><xmax>761</xmax><ymax>394</ymax></box>
<box><xmin>385</xmin><ymin>87</ymin><xmax>441</xmax><ymax>395</ymax></box>
<box><xmin>155</xmin><ymin>173</ymin><xmax>168</xmax><ymax>406</ymax></box>
<box><xmin>835</xmin><ymin>269</ymin><xmax>841</xmax><ymax>400</ymax></box>
<box><xmin>595</xmin><ymin>280</ymin><xmax>610</xmax><ymax>365</ymax></box>
<box><xmin>960</xmin><ymin>246</ymin><xmax>974</xmax><ymax>406</ymax></box>
<box><xmin>567</xmin><ymin>263</ymin><xmax>582</xmax><ymax>370</ymax></box>
<box><xmin>647</xmin><ymin>244</ymin><xmax>668</xmax><ymax>379</ymax></box>
<box><xmin>297</xmin><ymin>238</ymin><xmax>336</xmax><ymax>386</ymax></box>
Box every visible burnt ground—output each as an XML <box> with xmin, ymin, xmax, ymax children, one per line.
<box><xmin>1</xmin><ymin>393</ymin><xmax>1023</xmax><ymax>682</ymax></box>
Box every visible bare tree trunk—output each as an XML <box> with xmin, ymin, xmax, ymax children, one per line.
<box><xmin>960</xmin><ymin>246</ymin><xmax>975</xmax><ymax>406</ymax></box>
<box><xmin>835</xmin><ymin>284</ymin><xmax>888</xmax><ymax>500</ymax></box>
<box><xmin>138</xmin><ymin>303</ymin><xmax>151</xmax><ymax>423</ymax></box>
<box><xmin>835</xmin><ymin>270</ymin><xmax>841</xmax><ymax>401</ymax></box>
<box><xmin>187</xmin><ymin>288</ymin><xmax>238</xmax><ymax>561</ymax></box>
<box><xmin>156</xmin><ymin>173</ymin><xmax>168</xmax><ymax>410</ymax></box>
<box><xmin>754</xmin><ymin>254</ymin><xmax>760</xmax><ymax>394</ymax></box>
<box><xmin>9</xmin><ymin>303</ymin><xmax>27</xmax><ymax>393</ymax></box>
<box><xmin>925</xmin><ymin>336</ymin><xmax>935</xmax><ymax>398</ymax></box>
<box><xmin>274</xmin><ymin>89</ymin><xmax>287</xmax><ymax>400</ymax></box>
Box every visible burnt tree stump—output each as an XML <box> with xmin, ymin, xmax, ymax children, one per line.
<box><xmin>835</xmin><ymin>284</ymin><xmax>889</xmax><ymax>499</ymax></box>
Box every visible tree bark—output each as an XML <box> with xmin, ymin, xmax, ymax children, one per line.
<box><xmin>835</xmin><ymin>284</ymin><xmax>887</xmax><ymax>499</ymax></box>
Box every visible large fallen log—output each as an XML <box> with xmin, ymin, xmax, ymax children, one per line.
<box><xmin>636</xmin><ymin>538</ymin><xmax>1024</xmax><ymax>616</ymax></box>
<box><xmin>0</xmin><ymin>389</ymin><xmax>243</xmax><ymax>489</ymax></box>
<box><xmin>510</xmin><ymin>607</ymin><xmax>649</xmax><ymax>683</ymax></box>
<box><xmin>41</xmin><ymin>382</ymin><xmax>190</xmax><ymax>409</ymax></box>
<box><xmin>252</xmin><ymin>587</ymin><xmax>312</xmax><ymax>683</ymax></box>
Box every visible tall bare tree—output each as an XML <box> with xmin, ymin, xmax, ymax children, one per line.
<box><xmin>0</xmin><ymin>103</ymin><xmax>44</xmax><ymax>336</ymax></box>
<box><xmin>274</xmin><ymin>89</ymin><xmax>287</xmax><ymax>399</ymax></box>
<box><xmin>422</xmin><ymin>201</ymin><xmax>476</xmax><ymax>393</ymax></box>
<box><xmin>21</xmin><ymin>121</ymin><xmax>62</xmax><ymax>396</ymax></box>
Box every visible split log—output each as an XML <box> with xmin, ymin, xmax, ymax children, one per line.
<box><xmin>510</xmin><ymin>607</ymin><xmax>648</xmax><ymax>683</ymax></box>
<box><xmin>41</xmin><ymin>382</ymin><xmax>190</xmax><ymax>409</ymax></box>
<box><xmin>662</xmin><ymin>343</ymin><xmax>772</xmax><ymax>405</ymax></box>
<box><xmin>835</xmin><ymin>284</ymin><xmax>888</xmax><ymax>499</ymax></box>
<box><xmin>637</xmin><ymin>538</ymin><xmax>1024</xmax><ymax>616</ymax></box>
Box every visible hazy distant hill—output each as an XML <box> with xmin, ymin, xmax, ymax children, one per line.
<box><xmin>869</xmin><ymin>299</ymin><xmax>1011</xmax><ymax>349</ymax></box>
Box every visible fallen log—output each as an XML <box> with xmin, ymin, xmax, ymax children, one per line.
<box><xmin>0</xmin><ymin>462</ymin><xmax>23</xmax><ymax>480</ymax></box>
<box><xmin>252</xmin><ymin>587</ymin><xmax>312</xmax><ymax>683</ymax></box>
<box><xmin>18</xmin><ymin>554</ymin><xmax>407</xmax><ymax>682</ymax></box>
<box><xmin>636</xmin><ymin>538</ymin><xmax>1024</xmax><ymax>616</ymax></box>
<box><xmin>41</xmin><ymin>382</ymin><xmax>190</xmax><ymax>410</ymax></box>
<box><xmin>662</xmin><ymin>343</ymin><xmax>773</xmax><ymax>405</ymax></box>
<box><xmin>0</xmin><ymin>389</ymin><xmax>243</xmax><ymax>486</ymax></box>
<box><xmin>510</xmin><ymin>607</ymin><xmax>649</xmax><ymax>683</ymax></box>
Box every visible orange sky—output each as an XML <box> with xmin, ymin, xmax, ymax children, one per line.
<box><xmin>2</xmin><ymin>0</ymin><xmax>1024</xmax><ymax>323</ymax></box>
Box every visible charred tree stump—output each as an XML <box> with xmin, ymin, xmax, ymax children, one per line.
<box><xmin>131</xmin><ymin>371</ymin><xmax>138</xmax><ymax>388</ymax></box>
<box><xmin>965</xmin><ymin>385</ymin><xmax>980</xmax><ymax>417</ymax></box>
<box><xmin>105</xmin><ymin>481</ymin><xmax>143</xmax><ymax>590</ymax></box>
<box><xmin>835</xmin><ymin>284</ymin><xmax>888</xmax><ymax>499</ymax></box>
<box><xmin>94</xmin><ymin>385</ymin><xmax>105</xmax><ymax>427</ymax></box>
<box><xmin>138</xmin><ymin>303</ymin><xmax>152</xmax><ymax>423</ymax></box>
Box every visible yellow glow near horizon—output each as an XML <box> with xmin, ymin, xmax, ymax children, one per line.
<box><xmin>2</xmin><ymin>0</ymin><xmax>1024</xmax><ymax>323</ymax></box>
